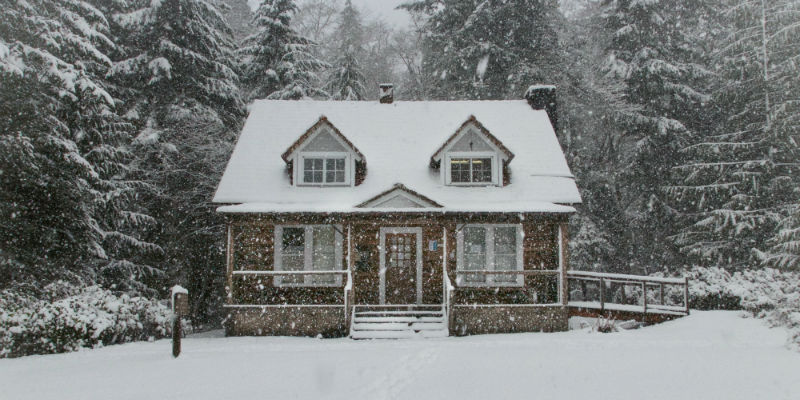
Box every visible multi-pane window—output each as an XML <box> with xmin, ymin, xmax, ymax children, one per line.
<box><xmin>457</xmin><ymin>225</ymin><xmax>522</xmax><ymax>287</ymax></box>
<box><xmin>275</xmin><ymin>225</ymin><xmax>342</xmax><ymax>287</ymax></box>
<box><xmin>302</xmin><ymin>157</ymin><xmax>346</xmax><ymax>184</ymax></box>
<box><xmin>449</xmin><ymin>157</ymin><xmax>493</xmax><ymax>184</ymax></box>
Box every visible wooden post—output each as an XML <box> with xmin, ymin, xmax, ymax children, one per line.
<box><xmin>684</xmin><ymin>277</ymin><xmax>690</xmax><ymax>315</ymax></box>
<box><xmin>642</xmin><ymin>282</ymin><xmax>647</xmax><ymax>316</ymax></box>
<box><xmin>659</xmin><ymin>283</ymin><xmax>665</xmax><ymax>306</ymax></box>
<box><xmin>599</xmin><ymin>277</ymin><xmax>605</xmax><ymax>313</ymax></box>
<box><xmin>171</xmin><ymin>286</ymin><xmax>189</xmax><ymax>358</ymax></box>
<box><xmin>226</xmin><ymin>223</ymin><xmax>234</xmax><ymax>305</ymax></box>
<box><xmin>558</xmin><ymin>223</ymin><xmax>569</xmax><ymax>306</ymax></box>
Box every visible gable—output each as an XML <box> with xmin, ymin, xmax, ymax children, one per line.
<box><xmin>357</xmin><ymin>184</ymin><xmax>443</xmax><ymax>208</ymax></box>
<box><xmin>302</xmin><ymin>128</ymin><xmax>347</xmax><ymax>152</ymax></box>
<box><xmin>431</xmin><ymin>116</ymin><xmax>514</xmax><ymax>163</ymax></box>
<box><xmin>449</xmin><ymin>129</ymin><xmax>494</xmax><ymax>152</ymax></box>
<box><xmin>281</xmin><ymin>116</ymin><xmax>364</xmax><ymax>162</ymax></box>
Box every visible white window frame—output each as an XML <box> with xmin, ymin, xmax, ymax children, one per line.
<box><xmin>274</xmin><ymin>225</ymin><xmax>343</xmax><ymax>287</ymax></box>
<box><xmin>297</xmin><ymin>152</ymin><xmax>352</xmax><ymax>186</ymax></box>
<box><xmin>445</xmin><ymin>152</ymin><xmax>500</xmax><ymax>186</ymax></box>
<box><xmin>456</xmin><ymin>224</ymin><xmax>523</xmax><ymax>287</ymax></box>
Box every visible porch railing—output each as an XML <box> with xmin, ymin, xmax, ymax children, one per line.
<box><xmin>566</xmin><ymin>271</ymin><xmax>689</xmax><ymax>315</ymax></box>
<box><xmin>226</xmin><ymin>270</ymin><xmax>349</xmax><ymax>308</ymax></box>
<box><xmin>442</xmin><ymin>228</ymin><xmax>454</xmax><ymax>330</ymax></box>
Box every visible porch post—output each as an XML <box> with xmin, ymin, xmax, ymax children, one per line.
<box><xmin>226</xmin><ymin>222</ymin><xmax>234</xmax><ymax>305</ymax></box>
<box><xmin>558</xmin><ymin>222</ymin><xmax>569</xmax><ymax>306</ymax></box>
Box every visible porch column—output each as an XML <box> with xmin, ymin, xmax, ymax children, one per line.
<box><xmin>558</xmin><ymin>222</ymin><xmax>569</xmax><ymax>306</ymax></box>
<box><xmin>226</xmin><ymin>222</ymin><xmax>234</xmax><ymax>305</ymax></box>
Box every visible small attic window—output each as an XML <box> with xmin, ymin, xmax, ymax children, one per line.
<box><xmin>299</xmin><ymin>153</ymin><xmax>350</xmax><ymax>185</ymax></box>
<box><xmin>445</xmin><ymin>153</ymin><xmax>498</xmax><ymax>185</ymax></box>
<box><xmin>450</xmin><ymin>157</ymin><xmax>492</xmax><ymax>183</ymax></box>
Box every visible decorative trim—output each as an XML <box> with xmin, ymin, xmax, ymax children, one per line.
<box><xmin>378</xmin><ymin>227</ymin><xmax>424</xmax><ymax>305</ymax></box>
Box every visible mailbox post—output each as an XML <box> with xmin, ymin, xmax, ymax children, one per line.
<box><xmin>171</xmin><ymin>285</ymin><xmax>189</xmax><ymax>358</ymax></box>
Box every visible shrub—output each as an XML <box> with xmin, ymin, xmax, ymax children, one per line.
<box><xmin>0</xmin><ymin>283</ymin><xmax>184</xmax><ymax>358</ymax></box>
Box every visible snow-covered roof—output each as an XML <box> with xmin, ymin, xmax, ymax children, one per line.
<box><xmin>213</xmin><ymin>100</ymin><xmax>582</xmax><ymax>213</ymax></box>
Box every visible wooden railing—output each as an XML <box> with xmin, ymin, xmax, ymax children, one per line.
<box><xmin>566</xmin><ymin>271</ymin><xmax>689</xmax><ymax>315</ymax></box>
<box><xmin>226</xmin><ymin>270</ymin><xmax>349</xmax><ymax>308</ymax></box>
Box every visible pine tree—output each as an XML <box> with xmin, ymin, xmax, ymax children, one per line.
<box><xmin>107</xmin><ymin>0</ymin><xmax>245</xmax><ymax>320</ymax></box>
<box><xmin>326</xmin><ymin>0</ymin><xmax>366</xmax><ymax>100</ymax></box>
<box><xmin>594</xmin><ymin>0</ymin><xmax>715</xmax><ymax>272</ymax></box>
<box><xmin>403</xmin><ymin>0</ymin><xmax>563</xmax><ymax>100</ymax></box>
<box><xmin>0</xmin><ymin>0</ymin><xmax>160</xmax><ymax>291</ymax></box>
<box><xmin>669</xmin><ymin>0</ymin><xmax>800</xmax><ymax>268</ymax></box>
<box><xmin>239</xmin><ymin>0</ymin><xmax>327</xmax><ymax>100</ymax></box>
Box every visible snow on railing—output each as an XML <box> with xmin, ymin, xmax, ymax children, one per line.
<box><xmin>567</xmin><ymin>271</ymin><xmax>689</xmax><ymax>315</ymax></box>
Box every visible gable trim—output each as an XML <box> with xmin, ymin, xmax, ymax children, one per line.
<box><xmin>281</xmin><ymin>116</ymin><xmax>364</xmax><ymax>163</ymax></box>
<box><xmin>431</xmin><ymin>115</ymin><xmax>515</xmax><ymax>163</ymax></box>
<box><xmin>356</xmin><ymin>183</ymin><xmax>444</xmax><ymax>208</ymax></box>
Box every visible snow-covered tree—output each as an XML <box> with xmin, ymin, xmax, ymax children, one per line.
<box><xmin>0</xmin><ymin>0</ymin><xmax>160</xmax><ymax>291</ymax></box>
<box><xmin>669</xmin><ymin>0</ymin><xmax>800</xmax><ymax>268</ymax></box>
<box><xmin>107</xmin><ymin>0</ymin><xmax>245</xmax><ymax>319</ymax></box>
<box><xmin>239</xmin><ymin>0</ymin><xmax>327</xmax><ymax>100</ymax></box>
<box><xmin>326</xmin><ymin>0</ymin><xmax>367</xmax><ymax>100</ymax></box>
<box><xmin>403</xmin><ymin>0</ymin><xmax>564</xmax><ymax>100</ymax></box>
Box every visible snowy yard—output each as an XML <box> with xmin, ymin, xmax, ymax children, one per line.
<box><xmin>1</xmin><ymin>311</ymin><xmax>798</xmax><ymax>400</ymax></box>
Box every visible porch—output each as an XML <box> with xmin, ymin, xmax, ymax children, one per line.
<box><xmin>221</xmin><ymin>214</ymin><xmax>689</xmax><ymax>338</ymax></box>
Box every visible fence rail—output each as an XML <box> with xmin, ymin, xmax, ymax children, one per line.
<box><xmin>566</xmin><ymin>271</ymin><xmax>689</xmax><ymax>316</ymax></box>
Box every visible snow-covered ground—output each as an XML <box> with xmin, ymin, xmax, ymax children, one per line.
<box><xmin>1</xmin><ymin>311</ymin><xmax>798</xmax><ymax>400</ymax></box>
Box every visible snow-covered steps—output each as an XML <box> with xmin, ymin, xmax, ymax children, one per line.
<box><xmin>350</xmin><ymin>306</ymin><xmax>449</xmax><ymax>339</ymax></box>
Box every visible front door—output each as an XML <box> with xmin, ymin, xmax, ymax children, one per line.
<box><xmin>382</xmin><ymin>232</ymin><xmax>419</xmax><ymax>304</ymax></box>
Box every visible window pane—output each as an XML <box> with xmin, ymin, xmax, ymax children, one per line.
<box><xmin>303</xmin><ymin>158</ymin><xmax>324</xmax><ymax>183</ymax></box>
<box><xmin>323</xmin><ymin>157</ymin><xmax>346</xmax><ymax>183</ymax></box>
<box><xmin>471</xmin><ymin>158</ymin><xmax>492</xmax><ymax>182</ymax></box>
<box><xmin>494</xmin><ymin>227</ymin><xmax>516</xmax><ymax>255</ymax></box>
<box><xmin>281</xmin><ymin>228</ymin><xmax>305</xmax><ymax>284</ymax></box>
<box><xmin>312</xmin><ymin>226</ymin><xmax>336</xmax><ymax>284</ymax></box>
<box><xmin>463</xmin><ymin>227</ymin><xmax>486</xmax><ymax>283</ymax></box>
<box><xmin>450</xmin><ymin>158</ymin><xmax>470</xmax><ymax>183</ymax></box>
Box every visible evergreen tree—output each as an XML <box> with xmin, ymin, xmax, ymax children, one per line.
<box><xmin>403</xmin><ymin>0</ymin><xmax>563</xmax><ymax>100</ymax></box>
<box><xmin>669</xmin><ymin>0</ymin><xmax>800</xmax><ymax>268</ymax></box>
<box><xmin>594</xmin><ymin>0</ymin><xmax>714</xmax><ymax>273</ymax></box>
<box><xmin>108</xmin><ymin>0</ymin><xmax>245</xmax><ymax>321</ymax></box>
<box><xmin>326</xmin><ymin>0</ymin><xmax>367</xmax><ymax>100</ymax></box>
<box><xmin>239</xmin><ymin>0</ymin><xmax>327</xmax><ymax>100</ymax></box>
<box><xmin>0</xmin><ymin>0</ymin><xmax>159</xmax><ymax>291</ymax></box>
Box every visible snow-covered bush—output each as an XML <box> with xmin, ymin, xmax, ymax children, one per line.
<box><xmin>0</xmin><ymin>283</ymin><xmax>183</xmax><ymax>358</ymax></box>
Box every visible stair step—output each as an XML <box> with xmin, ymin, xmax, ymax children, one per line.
<box><xmin>355</xmin><ymin>310</ymin><xmax>444</xmax><ymax>316</ymax></box>
<box><xmin>351</xmin><ymin>329</ymin><xmax>449</xmax><ymax>340</ymax></box>
<box><xmin>352</xmin><ymin>322</ymin><xmax>447</xmax><ymax>331</ymax></box>
<box><xmin>353</xmin><ymin>316</ymin><xmax>442</xmax><ymax>323</ymax></box>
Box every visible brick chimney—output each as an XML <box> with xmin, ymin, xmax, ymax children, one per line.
<box><xmin>525</xmin><ymin>84</ymin><xmax>557</xmax><ymax>132</ymax></box>
<box><xmin>379</xmin><ymin>83</ymin><xmax>394</xmax><ymax>104</ymax></box>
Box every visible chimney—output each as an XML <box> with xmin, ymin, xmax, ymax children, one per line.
<box><xmin>379</xmin><ymin>83</ymin><xmax>394</xmax><ymax>104</ymax></box>
<box><xmin>525</xmin><ymin>84</ymin><xmax>557</xmax><ymax>132</ymax></box>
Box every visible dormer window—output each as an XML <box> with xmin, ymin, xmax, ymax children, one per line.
<box><xmin>431</xmin><ymin>116</ymin><xmax>514</xmax><ymax>188</ymax></box>
<box><xmin>282</xmin><ymin>117</ymin><xmax>366</xmax><ymax>187</ymax></box>
<box><xmin>301</xmin><ymin>154</ymin><xmax>348</xmax><ymax>185</ymax></box>
<box><xmin>449</xmin><ymin>156</ymin><xmax>494</xmax><ymax>184</ymax></box>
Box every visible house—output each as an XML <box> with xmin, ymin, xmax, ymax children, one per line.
<box><xmin>213</xmin><ymin>85</ymin><xmax>582</xmax><ymax>338</ymax></box>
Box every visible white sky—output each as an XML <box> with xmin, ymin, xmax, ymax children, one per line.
<box><xmin>247</xmin><ymin>0</ymin><xmax>412</xmax><ymax>28</ymax></box>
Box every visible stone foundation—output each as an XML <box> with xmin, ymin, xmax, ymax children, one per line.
<box><xmin>450</xmin><ymin>305</ymin><xmax>568</xmax><ymax>336</ymax></box>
